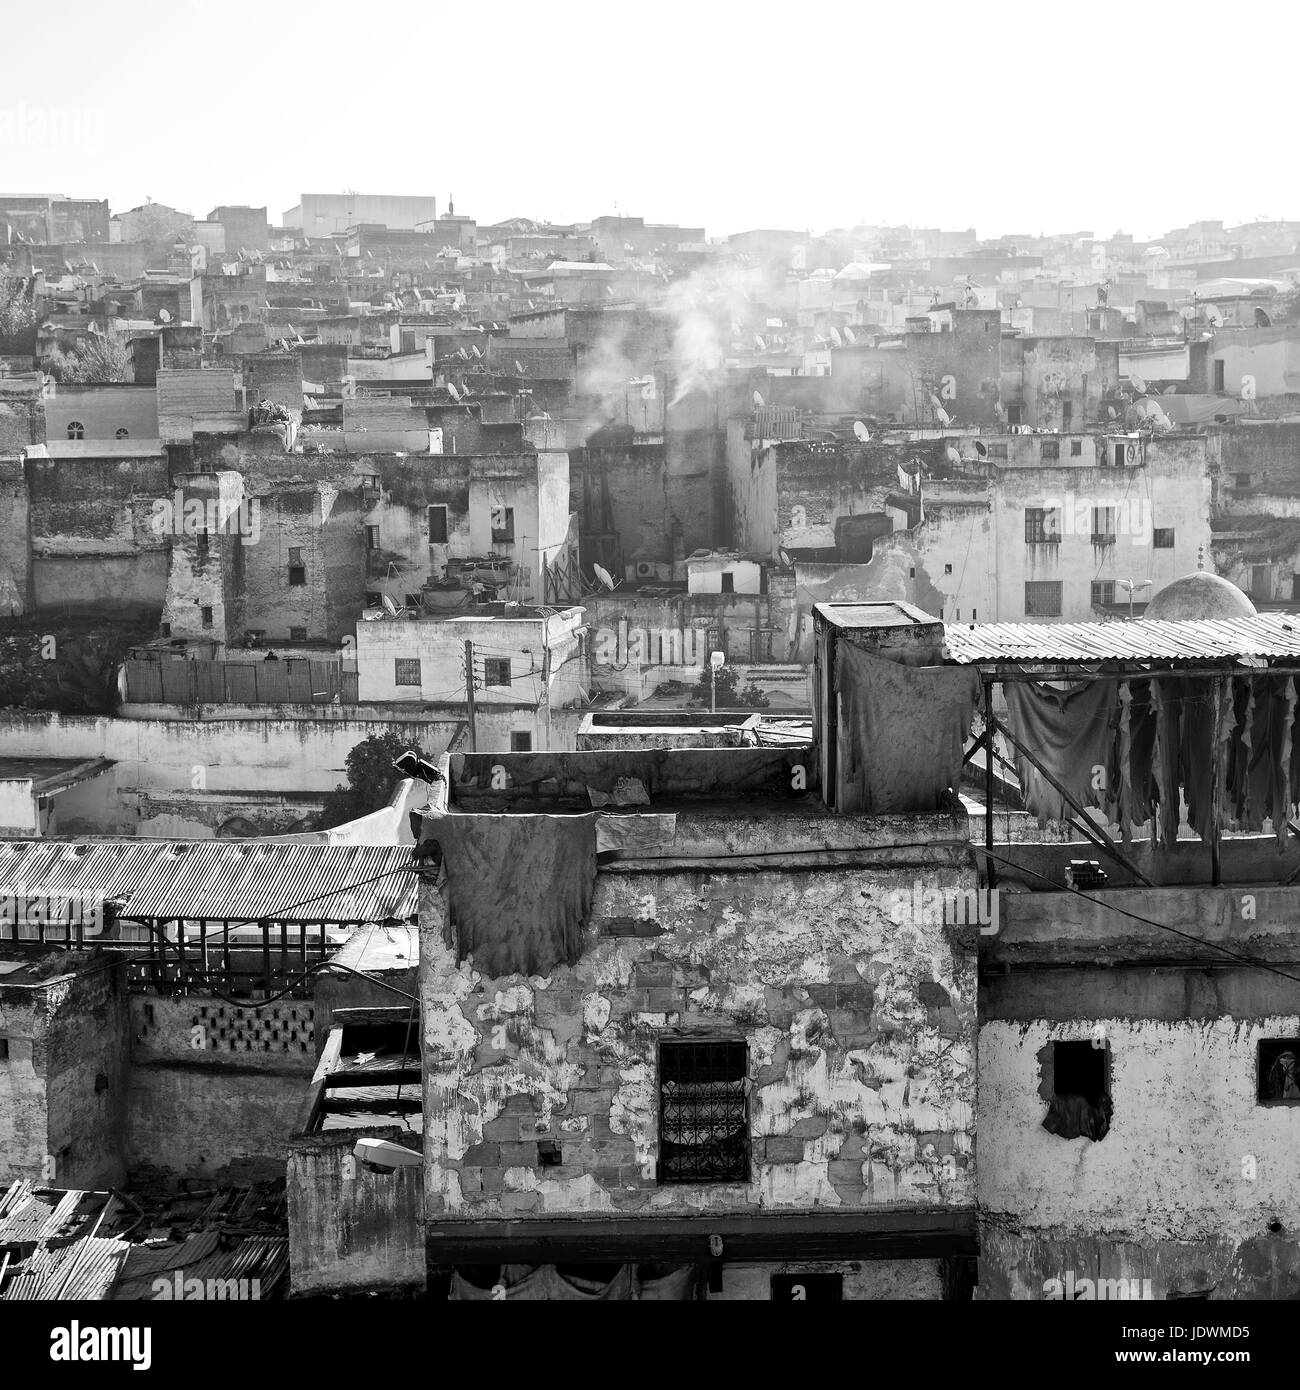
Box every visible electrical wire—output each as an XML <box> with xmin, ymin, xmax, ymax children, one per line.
<box><xmin>974</xmin><ymin>843</ymin><xmax>1300</xmax><ymax>987</ymax></box>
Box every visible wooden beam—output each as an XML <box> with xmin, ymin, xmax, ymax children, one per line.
<box><xmin>424</xmin><ymin>1208</ymin><xmax>977</xmax><ymax>1265</ymax></box>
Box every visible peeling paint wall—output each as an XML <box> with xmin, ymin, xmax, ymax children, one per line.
<box><xmin>978</xmin><ymin>1016</ymin><xmax>1300</xmax><ymax>1299</ymax></box>
<box><xmin>419</xmin><ymin>858</ymin><xmax>977</xmax><ymax>1221</ymax></box>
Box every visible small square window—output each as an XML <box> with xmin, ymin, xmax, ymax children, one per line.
<box><xmin>288</xmin><ymin>565</ymin><xmax>307</xmax><ymax>586</ymax></box>
<box><xmin>1025</xmin><ymin>580</ymin><xmax>1063</xmax><ymax>617</ymax></box>
<box><xmin>1040</xmin><ymin>439</ymin><xmax>1060</xmax><ymax>461</ymax></box>
<box><xmin>658</xmin><ymin>1039</ymin><xmax>749</xmax><ymax>1183</ymax></box>
<box><xmin>538</xmin><ymin>1139</ymin><xmax>562</xmax><ymax>1167</ymax></box>
<box><xmin>394</xmin><ymin>657</ymin><xmax>421</xmax><ymax>687</ymax></box>
<box><xmin>1236</xmin><ymin>473</ymin><xmax>1254</xmax><ymax>490</ymax></box>
<box><xmin>1258</xmin><ymin>1039</ymin><xmax>1300</xmax><ymax>1104</ymax></box>
<box><xmin>484</xmin><ymin>658</ymin><xmax>512</xmax><ymax>687</ymax></box>
<box><xmin>289</xmin><ymin>626</ymin><xmax>307</xmax><ymax>642</ymax></box>
<box><xmin>1025</xmin><ymin>508</ymin><xmax>1061</xmax><ymax>544</ymax></box>
<box><xmin>1153</xmin><ymin>528</ymin><xmax>1175</xmax><ymax>549</ymax></box>
<box><xmin>160</xmin><ymin>622</ymin><xmax>171</xmax><ymax>637</ymax></box>
<box><xmin>1091</xmin><ymin>581</ymin><xmax>1115</xmax><ymax>606</ymax></box>
<box><xmin>510</xmin><ymin>731</ymin><xmax>532</xmax><ymax>751</ymax></box>
<box><xmin>1042</xmin><ymin>1040</ymin><xmax>1111</xmax><ymax>1141</ymax></box>
<box><xmin>200</xmin><ymin>605</ymin><xmax>213</xmax><ymax>628</ymax></box>
<box><xmin>1070</xmin><ymin>439</ymin><xmax>1083</xmax><ymax>457</ymax></box>
<box><xmin>428</xmin><ymin>505</ymin><xmax>449</xmax><ymax>544</ymax></box>
<box><xmin>720</xmin><ymin>572</ymin><xmax>734</xmax><ymax>593</ymax></box>
<box><xmin>944</xmin><ymin>563</ymin><xmax>953</xmax><ymax>575</ymax></box>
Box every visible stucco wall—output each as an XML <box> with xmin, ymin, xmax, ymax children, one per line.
<box><xmin>419</xmin><ymin>859</ymin><xmax>977</xmax><ymax>1221</ymax></box>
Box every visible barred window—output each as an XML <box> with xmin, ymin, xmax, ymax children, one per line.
<box><xmin>1040</xmin><ymin>439</ymin><xmax>1060</xmax><ymax>461</ymax></box>
<box><xmin>394</xmin><ymin>657</ymin><xmax>421</xmax><ymax>687</ymax></box>
<box><xmin>658</xmin><ymin>1040</ymin><xmax>749</xmax><ymax>1183</ymax></box>
<box><xmin>1025</xmin><ymin>507</ymin><xmax>1061</xmax><ymax>544</ymax></box>
<box><xmin>1025</xmin><ymin>580</ymin><xmax>1063</xmax><ymax>617</ymax></box>
<box><xmin>483</xmin><ymin>658</ymin><xmax>511</xmax><ymax>687</ymax></box>
<box><xmin>1153</xmin><ymin>527</ymin><xmax>1175</xmax><ymax>549</ymax></box>
<box><xmin>1091</xmin><ymin>580</ymin><xmax>1115</xmax><ymax>606</ymax></box>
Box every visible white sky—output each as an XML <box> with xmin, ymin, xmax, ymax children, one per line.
<box><xmin>2</xmin><ymin>0</ymin><xmax>1295</xmax><ymax>242</ymax></box>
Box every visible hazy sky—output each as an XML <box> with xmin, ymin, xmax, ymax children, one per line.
<box><xmin>2</xmin><ymin>0</ymin><xmax>1294</xmax><ymax>242</ymax></box>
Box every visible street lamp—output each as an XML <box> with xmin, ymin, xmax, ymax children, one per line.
<box><xmin>1117</xmin><ymin>578</ymin><xmax>1152</xmax><ymax>621</ymax></box>
<box><xmin>709</xmin><ymin>650</ymin><xmax>725</xmax><ymax>712</ymax></box>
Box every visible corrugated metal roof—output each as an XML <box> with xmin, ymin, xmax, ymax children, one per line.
<box><xmin>0</xmin><ymin>842</ymin><xmax>417</xmax><ymax>923</ymax></box>
<box><xmin>942</xmin><ymin>612</ymin><xmax>1300</xmax><ymax>667</ymax></box>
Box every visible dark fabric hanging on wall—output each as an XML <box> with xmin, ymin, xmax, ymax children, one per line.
<box><xmin>429</xmin><ymin>812</ymin><xmax>598</xmax><ymax>977</ymax></box>
<box><xmin>449</xmin><ymin>1264</ymin><xmax>698</xmax><ymax>1300</ymax></box>
<box><xmin>1000</xmin><ymin>679</ymin><xmax>1120</xmax><ymax>826</ymax></box>
<box><xmin>835</xmin><ymin>643</ymin><xmax>980</xmax><ymax>814</ymax></box>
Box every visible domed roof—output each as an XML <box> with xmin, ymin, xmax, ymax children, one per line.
<box><xmin>1144</xmin><ymin>571</ymin><xmax>1257</xmax><ymax>621</ymax></box>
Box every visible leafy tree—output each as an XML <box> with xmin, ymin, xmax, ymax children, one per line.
<box><xmin>692</xmin><ymin>663</ymin><xmax>770</xmax><ymax>710</ymax></box>
<box><xmin>319</xmin><ymin>731</ymin><xmax>416</xmax><ymax>828</ymax></box>
<box><xmin>46</xmin><ymin>338</ymin><xmax>132</xmax><ymax>384</ymax></box>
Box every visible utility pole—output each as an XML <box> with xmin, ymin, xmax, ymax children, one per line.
<box><xmin>464</xmin><ymin>639</ymin><xmax>478</xmax><ymax>751</ymax></box>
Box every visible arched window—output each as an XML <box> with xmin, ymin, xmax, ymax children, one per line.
<box><xmin>67</xmin><ymin>421</ymin><xmax>84</xmax><ymax>440</ymax></box>
<box><xmin>115</xmin><ymin>427</ymin><xmax>129</xmax><ymax>440</ymax></box>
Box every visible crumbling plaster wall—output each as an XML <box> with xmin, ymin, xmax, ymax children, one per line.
<box><xmin>980</xmin><ymin>1016</ymin><xmax>1300</xmax><ymax>1234</ymax></box>
<box><xmin>420</xmin><ymin>863</ymin><xmax>977</xmax><ymax>1219</ymax></box>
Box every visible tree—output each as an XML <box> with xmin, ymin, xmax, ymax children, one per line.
<box><xmin>691</xmin><ymin>664</ymin><xmax>770</xmax><ymax>710</ymax></box>
<box><xmin>319</xmin><ymin>731</ymin><xmax>416</xmax><ymax>829</ymax></box>
<box><xmin>46</xmin><ymin>338</ymin><xmax>132</xmax><ymax>384</ymax></box>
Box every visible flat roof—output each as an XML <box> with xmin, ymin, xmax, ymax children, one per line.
<box><xmin>0</xmin><ymin>756</ymin><xmax>114</xmax><ymax>791</ymax></box>
<box><xmin>814</xmin><ymin>600</ymin><xmax>940</xmax><ymax>630</ymax></box>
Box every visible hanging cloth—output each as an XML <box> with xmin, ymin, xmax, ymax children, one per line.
<box><xmin>1000</xmin><ymin>678</ymin><xmax>1119</xmax><ymax>826</ymax></box>
<box><xmin>835</xmin><ymin>643</ymin><xmax>980</xmax><ymax>813</ymax></box>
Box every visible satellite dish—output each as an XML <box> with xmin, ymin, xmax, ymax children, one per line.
<box><xmin>1129</xmin><ymin>373</ymin><xmax>1147</xmax><ymax>394</ymax></box>
<box><xmin>1163</xmin><ymin>385</ymin><xmax>1177</xmax><ymax>395</ymax></box>
<box><xmin>935</xmin><ymin>406</ymin><xmax>952</xmax><ymax>427</ymax></box>
<box><xmin>778</xmin><ymin>547</ymin><xmax>793</xmax><ymax>567</ymax></box>
<box><xmin>1107</xmin><ymin>405</ymin><xmax>1118</xmax><ymax>419</ymax></box>
<box><xmin>753</xmin><ymin>390</ymin><xmax>765</xmax><ymax>408</ymax></box>
<box><xmin>515</xmin><ymin>360</ymin><xmax>525</xmax><ymax>373</ymax></box>
<box><xmin>593</xmin><ymin>563</ymin><xmax>615</xmax><ymax>590</ymax></box>
<box><xmin>853</xmin><ymin>420</ymin><xmax>870</xmax><ymax>442</ymax></box>
<box><xmin>974</xmin><ymin>440</ymin><xmax>988</xmax><ymax>459</ymax></box>
<box><xmin>946</xmin><ymin>445</ymin><xmax>962</xmax><ymax>466</ymax></box>
<box><xmin>447</xmin><ymin>381</ymin><xmax>461</xmax><ymax>401</ymax></box>
<box><xmin>844</xmin><ymin>326</ymin><xmax>856</xmax><ymax>343</ymax></box>
<box><xmin>381</xmin><ymin>593</ymin><xmax>399</xmax><ymax>616</ymax></box>
<box><xmin>755</xmin><ymin>335</ymin><xmax>766</xmax><ymax>350</ymax></box>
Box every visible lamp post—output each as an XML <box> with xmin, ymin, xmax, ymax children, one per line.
<box><xmin>710</xmin><ymin>650</ymin><xmax>725</xmax><ymax>713</ymax></box>
<box><xmin>1117</xmin><ymin>578</ymin><xmax>1152</xmax><ymax>621</ymax></box>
